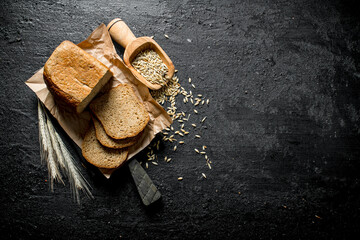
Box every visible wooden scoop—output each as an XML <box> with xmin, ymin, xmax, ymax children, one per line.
<box><xmin>107</xmin><ymin>18</ymin><xmax>175</xmax><ymax>90</ymax></box>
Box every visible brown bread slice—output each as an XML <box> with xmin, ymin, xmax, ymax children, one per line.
<box><xmin>92</xmin><ymin>115</ymin><xmax>143</xmax><ymax>149</ymax></box>
<box><xmin>82</xmin><ymin>125</ymin><xmax>128</xmax><ymax>169</ymax></box>
<box><xmin>43</xmin><ymin>40</ymin><xmax>112</xmax><ymax>113</ymax></box>
<box><xmin>90</xmin><ymin>84</ymin><xmax>150</xmax><ymax>139</ymax></box>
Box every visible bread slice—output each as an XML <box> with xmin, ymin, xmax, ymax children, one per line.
<box><xmin>90</xmin><ymin>84</ymin><xmax>150</xmax><ymax>139</ymax></box>
<box><xmin>92</xmin><ymin>115</ymin><xmax>143</xmax><ymax>149</ymax></box>
<box><xmin>43</xmin><ymin>40</ymin><xmax>112</xmax><ymax>113</ymax></box>
<box><xmin>82</xmin><ymin>125</ymin><xmax>128</xmax><ymax>169</ymax></box>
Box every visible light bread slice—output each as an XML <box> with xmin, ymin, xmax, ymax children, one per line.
<box><xmin>90</xmin><ymin>84</ymin><xmax>150</xmax><ymax>139</ymax></box>
<box><xmin>43</xmin><ymin>40</ymin><xmax>112</xmax><ymax>113</ymax></box>
<box><xmin>92</xmin><ymin>115</ymin><xmax>143</xmax><ymax>149</ymax></box>
<box><xmin>82</xmin><ymin>125</ymin><xmax>128</xmax><ymax>169</ymax></box>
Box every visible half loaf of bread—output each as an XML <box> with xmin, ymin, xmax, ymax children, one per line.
<box><xmin>90</xmin><ymin>84</ymin><xmax>150</xmax><ymax>139</ymax></box>
<box><xmin>82</xmin><ymin>125</ymin><xmax>129</xmax><ymax>169</ymax></box>
<box><xmin>92</xmin><ymin>115</ymin><xmax>143</xmax><ymax>149</ymax></box>
<box><xmin>43</xmin><ymin>40</ymin><xmax>113</xmax><ymax>113</ymax></box>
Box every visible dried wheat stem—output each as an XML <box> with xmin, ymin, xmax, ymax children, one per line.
<box><xmin>37</xmin><ymin>100</ymin><xmax>48</xmax><ymax>163</ymax></box>
<box><xmin>55</xmin><ymin>131</ymin><xmax>93</xmax><ymax>203</ymax></box>
<box><xmin>38</xmin><ymin>100</ymin><xmax>93</xmax><ymax>203</ymax></box>
<box><xmin>38</xmin><ymin>101</ymin><xmax>63</xmax><ymax>191</ymax></box>
<box><xmin>46</xmin><ymin>117</ymin><xmax>66</xmax><ymax>170</ymax></box>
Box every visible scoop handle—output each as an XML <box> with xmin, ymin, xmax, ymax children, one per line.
<box><xmin>107</xmin><ymin>18</ymin><xmax>137</xmax><ymax>48</ymax></box>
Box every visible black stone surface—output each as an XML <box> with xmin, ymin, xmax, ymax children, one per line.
<box><xmin>1</xmin><ymin>0</ymin><xmax>360</xmax><ymax>239</ymax></box>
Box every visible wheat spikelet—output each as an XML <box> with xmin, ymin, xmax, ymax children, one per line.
<box><xmin>37</xmin><ymin>100</ymin><xmax>48</xmax><ymax>163</ymax></box>
<box><xmin>38</xmin><ymin>100</ymin><xmax>62</xmax><ymax>191</ymax></box>
<box><xmin>55</xmin><ymin>131</ymin><xmax>93</xmax><ymax>203</ymax></box>
<box><xmin>46</xmin><ymin>116</ymin><xmax>66</xmax><ymax>170</ymax></box>
<box><xmin>46</xmin><ymin>117</ymin><xmax>65</xmax><ymax>185</ymax></box>
<box><xmin>38</xmin><ymin>100</ymin><xmax>93</xmax><ymax>203</ymax></box>
<box><xmin>46</xmin><ymin>138</ymin><xmax>63</xmax><ymax>191</ymax></box>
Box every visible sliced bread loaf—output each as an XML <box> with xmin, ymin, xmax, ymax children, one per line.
<box><xmin>43</xmin><ymin>40</ymin><xmax>112</xmax><ymax>113</ymax></box>
<box><xmin>82</xmin><ymin>125</ymin><xmax>128</xmax><ymax>169</ymax></box>
<box><xmin>92</xmin><ymin>115</ymin><xmax>143</xmax><ymax>149</ymax></box>
<box><xmin>90</xmin><ymin>84</ymin><xmax>150</xmax><ymax>139</ymax></box>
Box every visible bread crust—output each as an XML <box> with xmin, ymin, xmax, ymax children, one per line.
<box><xmin>43</xmin><ymin>40</ymin><xmax>112</xmax><ymax>113</ymax></box>
<box><xmin>43</xmin><ymin>70</ymin><xmax>79</xmax><ymax>112</ymax></box>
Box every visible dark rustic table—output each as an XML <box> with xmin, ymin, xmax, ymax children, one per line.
<box><xmin>1</xmin><ymin>0</ymin><xmax>360</xmax><ymax>239</ymax></box>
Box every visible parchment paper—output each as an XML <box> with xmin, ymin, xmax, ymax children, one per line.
<box><xmin>25</xmin><ymin>24</ymin><xmax>172</xmax><ymax>178</ymax></box>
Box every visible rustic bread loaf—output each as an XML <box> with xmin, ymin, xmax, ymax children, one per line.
<box><xmin>82</xmin><ymin>125</ymin><xmax>128</xmax><ymax>169</ymax></box>
<box><xmin>43</xmin><ymin>40</ymin><xmax>113</xmax><ymax>113</ymax></box>
<box><xmin>92</xmin><ymin>115</ymin><xmax>143</xmax><ymax>149</ymax></box>
<box><xmin>90</xmin><ymin>84</ymin><xmax>150</xmax><ymax>139</ymax></box>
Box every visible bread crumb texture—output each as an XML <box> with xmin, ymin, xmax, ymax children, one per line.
<box><xmin>82</xmin><ymin>125</ymin><xmax>128</xmax><ymax>169</ymax></box>
<box><xmin>92</xmin><ymin>115</ymin><xmax>143</xmax><ymax>149</ymax></box>
<box><xmin>90</xmin><ymin>84</ymin><xmax>150</xmax><ymax>139</ymax></box>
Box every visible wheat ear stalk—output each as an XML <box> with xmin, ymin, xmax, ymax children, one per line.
<box><xmin>38</xmin><ymin>100</ymin><xmax>63</xmax><ymax>191</ymax></box>
<box><xmin>38</xmin><ymin>100</ymin><xmax>93</xmax><ymax>203</ymax></box>
<box><xmin>46</xmin><ymin>115</ymin><xmax>66</xmax><ymax>170</ymax></box>
<box><xmin>54</xmin><ymin>131</ymin><xmax>93</xmax><ymax>203</ymax></box>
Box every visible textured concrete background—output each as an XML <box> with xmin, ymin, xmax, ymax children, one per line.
<box><xmin>1</xmin><ymin>0</ymin><xmax>360</xmax><ymax>239</ymax></box>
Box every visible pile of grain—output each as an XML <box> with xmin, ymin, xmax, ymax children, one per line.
<box><xmin>132</xmin><ymin>49</ymin><xmax>168</xmax><ymax>86</ymax></box>
<box><xmin>146</xmin><ymin>73</ymin><xmax>213</xmax><ymax>175</ymax></box>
